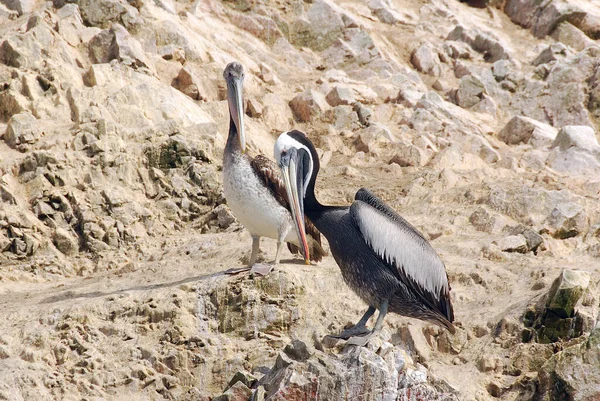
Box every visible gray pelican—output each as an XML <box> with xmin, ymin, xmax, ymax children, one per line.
<box><xmin>221</xmin><ymin>62</ymin><xmax>325</xmax><ymax>274</ymax></box>
<box><xmin>274</xmin><ymin>130</ymin><xmax>455</xmax><ymax>343</ymax></box>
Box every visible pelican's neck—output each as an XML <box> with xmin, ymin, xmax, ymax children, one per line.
<box><xmin>223</xmin><ymin>114</ymin><xmax>242</xmax><ymax>164</ymax></box>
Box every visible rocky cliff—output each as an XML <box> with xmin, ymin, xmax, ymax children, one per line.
<box><xmin>0</xmin><ymin>0</ymin><xmax>599</xmax><ymax>400</ymax></box>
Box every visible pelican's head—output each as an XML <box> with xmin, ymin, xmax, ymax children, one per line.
<box><xmin>274</xmin><ymin>131</ymin><xmax>315</xmax><ymax>264</ymax></box>
<box><xmin>223</xmin><ymin>62</ymin><xmax>246</xmax><ymax>152</ymax></box>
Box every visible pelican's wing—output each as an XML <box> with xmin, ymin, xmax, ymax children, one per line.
<box><xmin>350</xmin><ymin>188</ymin><xmax>454</xmax><ymax>322</ymax></box>
<box><xmin>250</xmin><ymin>154</ymin><xmax>325</xmax><ymax>262</ymax></box>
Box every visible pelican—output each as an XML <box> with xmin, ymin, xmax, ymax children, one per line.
<box><xmin>221</xmin><ymin>62</ymin><xmax>325</xmax><ymax>275</ymax></box>
<box><xmin>274</xmin><ymin>130</ymin><xmax>455</xmax><ymax>343</ymax></box>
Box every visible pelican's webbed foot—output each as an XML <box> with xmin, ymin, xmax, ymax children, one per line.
<box><xmin>249</xmin><ymin>263</ymin><xmax>275</xmax><ymax>276</ymax></box>
<box><xmin>331</xmin><ymin>324</ymin><xmax>371</xmax><ymax>340</ymax></box>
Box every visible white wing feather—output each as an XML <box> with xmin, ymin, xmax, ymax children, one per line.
<box><xmin>351</xmin><ymin>201</ymin><xmax>449</xmax><ymax>298</ymax></box>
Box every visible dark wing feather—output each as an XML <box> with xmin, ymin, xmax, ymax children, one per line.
<box><xmin>250</xmin><ymin>154</ymin><xmax>289</xmax><ymax>208</ymax></box>
<box><xmin>250</xmin><ymin>154</ymin><xmax>325</xmax><ymax>262</ymax></box>
<box><xmin>351</xmin><ymin>188</ymin><xmax>454</xmax><ymax>327</ymax></box>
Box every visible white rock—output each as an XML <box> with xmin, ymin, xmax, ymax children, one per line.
<box><xmin>496</xmin><ymin>235</ymin><xmax>528</xmax><ymax>253</ymax></box>
<box><xmin>551</xmin><ymin>125</ymin><xmax>600</xmax><ymax>153</ymax></box>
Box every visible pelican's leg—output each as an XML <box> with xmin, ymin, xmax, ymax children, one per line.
<box><xmin>248</xmin><ymin>235</ymin><xmax>260</xmax><ymax>266</ymax></box>
<box><xmin>331</xmin><ymin>305</ymin><xmax>376</xmax><ymax>339</ymax></box>
<box><xmin>249</xmin><ymin>235</ymin><xmax>276</xmax><ymax>276</ymax></box>
<box><xmin>226</xmin><ymin>235</ymin><xmax>262</xmax><ymax>275</ymax></box>
<box><xmin>274</xmin><ymin>225</ymin><xmax>290</xmax><ymax>264</ymax></box>
<box><xmin>347</xmin><ymin>299</ymin><xmax>389</xmax><ymax>346</ymax></box>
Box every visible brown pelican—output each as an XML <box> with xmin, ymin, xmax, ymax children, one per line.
<box><xmin>221</xmin><ymin>62</ymin><xmax>325</xmax><ymax>275</ymax></box>
<box><xmin>274</xmin><ymin>130</ymin><xmax>455</xmax><ymax>343</ymax></box>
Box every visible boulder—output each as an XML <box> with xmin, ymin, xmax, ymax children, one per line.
<box><xmin>289</xmin><ymin>90</ymin><xmax>329</xmax><ymax>122</ymax></box>
<box><xmin>551</xmin><ymin>21</ymin><xmax>597</xmax><ymax>52</ymax></box>
<box><xmin>455</xmin><ymin>74</ymin><xmax>485</xmax><ymax>108</ymax></box>
<box><xmin>258</xmin><ymin>337</ymin><xmax>458</xmax><ymax>401</ymax></box>
<box><xmin>495</xmin><ymin>235</ymin><xmax>528</xmax><ymax>253</ymax></box>
<box><xmin>4</xmin><ymin>112</ymin><xmax>40</xmax><ymax>149</ymax></box>
<box><xmin>532</xmin><ymin>43</ymin><xmax>568</xmax><ymax>66</ymax></box>
<box><xmin>545</xmin><ymin>202</ymin><xmax>587</xmax><ymax>239</ymax></box>
<box><xmin>551</xmin><ymin>125</ymin><xmax>600</xmax><ymax>152</ymax></box>
<box><xmin>0</xmin><ymin>0</ymin><xmax>36</xmax><ymax>16</ymax></box>
<box><xmin>246</xmin><ymin>98</ymin><xmax>263</xmax><ymax>118</ymax></box>
<box><xmin>171</xmin><ymin>67</ymin><xmax>203</xmax><ymax>101</ymax></box>
<box><xmin>546</xmin><ymin>126</ymin><xmax>600</xmax><ymax>175</ymax></box>
<box><xmin>89</xmin><ymin>24</ymin><xmax>153</xmax><ymax>71</ymax></box>
<box><xmin>354</xmin><ymin>123</ymin><xmax>394</xmax><ymax>156</ymax></box>
<box><xmin>369</xmin><ymin>0</ymin><xmax>403</xmax><ymax>24</ymax></box>
<box><xmin>53</xmin><ymin>227</ymin><xmax>79</xmax><ymax>255</ymax></box>
<box><xmin>536</xmin><ymin>323</ymin><xmax>600</xmax><ymax>401</ymax></box>
<box><xmin>411</xmin><ymin>43</ymin><xmax>441</xmax><ymax>76</ymax></box>
<box><xmin>498</xmin><ymin>116</ymin><xmax>558</xmax><ymax>147</ymax></box>
<box><xmin>325</xmin><ymin>86</ymin><xmax>356</xmax><ymax>107</ymax></box>
<box><xmin>289</xmin><ymin>0</ymin><xmax>345</xmax><ymax>52</ymax></box>
<box><xmin>546</xmin><ymin>270</ymin><xmax>590</xmax><ymax>319</ymax></box>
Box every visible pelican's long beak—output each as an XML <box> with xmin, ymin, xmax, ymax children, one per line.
<box><xmin>279</xmin><ymin>149</ymin><xmax>310</xmax><ymax>264</ymax></box>
<box><xmin>227</xmin><ymin>77</ymin><xmax>246</xmax><ymax>153</ymax></box>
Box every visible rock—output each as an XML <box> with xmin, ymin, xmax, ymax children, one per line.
<box><xmin>551</xmin><ymin>22</ymin><xmax>597</xmax><ymax>52</ymax></box>
<box><xmin>226</xmin><ymin>371</ymin><xmax>257</xmax><ymax>390</ymax></box>
<box><xmin>531</xmin><ymin>0</ymin><xmax>587</xmax><ymax>39</ymax></box>
<box><xmin>536</xmin><ymin>323</ymin><xmax>600</xmax><ymax>401</ymax></box>
<box><xmin>1</xmin><ymin>0</ymin><xmax>36</xmax><ymax>16</ymax></box>
<box><xmin>322</xmin><ymin>105</ymin><xmax>359</xmax><ymax>131</ymax></box>
<box><xmin>529</xmin><ymin>270</ymin><xmax>595</xmax><ymax>344</ymax></box>
<box><xmin>325</xmin><ymin>86</ymin><xmax>356</xmax><ymax>107</ymax></box>
<box><xmin>171</xmin><ymin>67</ymin><xmax>203</xmax><ymax>101</ymax></box>
<box><xmin>514</xmin><ymin>227</ymin><xmax>544</xmax><ymax>253</ymax></box>
<box><xmin>546</xmin><ymin>270</ymin><xmax>590</xmax><ymax>319</ymax></box>
<box><xmin>447</xmin><ymin>26</ymin><xmax>511</xmax><ymax>62</ymax></box>
<box><xmin>83</xmin><ymin>64</ymin><xmax>112</xmax><ymax>87</ymax></box>
<box><xmin>369</xmin><ymin>0</ymin><xmax>403</xmax><ymax>24</ymax></box>
<box><xmin>551</xmin><ymin>125</ymin><xmax>600</xmax><ymax>152</ymax></box>
<box><xmin>477</xmin><ymin>356</ymin><xmax>501</xmax><ymax>373</ymax></box>
<box><xmin>159</xmin><ymin>44</ymin><xmax>185</xmax><ymax>63</ymax></box>
<box><xmin>455</xmin><ymin>74</ymin><xmax>485</xmax><ymax>108</ymax></box>
<box><xmin>262</xmin><ymin>94</ymin><xmax>293</xmax><ymax>132</ymax></box>
<box><xmin>213</xmin><ymin>205</ymin><xmax>235</xmax><ymax>230</ymax></box>
<box><xmin>259</xmin><ymin>63</ymin><xmax>279</xmax><ymax>85</ymax></box>
<box><xmin>213</xmin><ymin>381</ymin><xmax>252</xmax><ymax>401</ymax></box>
<box><xmin>283</xmin><ymin>339</ymin><xmax>312</xmax><ymax>362</ymax></box>
<box><xmin>491</xmin><ymin>59</ymin><xmax>509</xmax><ymax>81</ymax></box>
<box><xmin>88</xmin><ymin>29</ymin><xmax>116</xmax><ymax>64</ymax></box>
<box><xmin>289</xmin><ymin>0</ymin><xmax>345</xmax><ymax>52</ymax></box>
<box><xmin>354</xmin><ymin>123</ymin><xmax>393</xmax><ymax>155</ymax></box>
<box><xmin>77</xmin><ymin>0</ymin><xmax>141</xmax><ymax>31</ymax></box>
<box><xmin>353</xmin><ymin>102</ymin><xmax>371</xmax><ymax>127</ymax></box>
<box><xmin>546</xmin><ymin>202</ymin><xmax>587</xmax><ymax>239</ymax></box>
<box><xmin>389</xmin><ymin>144</ymin><xmax>428</xmax><ymax>167</ymax></box>
<box><xmin>259</xmin><ymin>337</ymin><xmax>456</xmax><ymax>401</ymax></box>
<box><xmin>498</xmin><ymin>116</ymin><xmax>558</xmax><ymax>147</ymax></box>
<box><xmin>4</xmin><ymin>112</ymin><xmax>40</xmax><ymax>150</ymax></box>
<box><xmin>469</xmin><ymin>207</ymin><xmax>504</xmax><ymax>234</ymax></box>
<box><xmin>246</xmin><ymin>98</ymin><xmax>263</xmax><ymax>118</ymax></box>
<box><xmin>443</xmin><ymin>41</ymin><xmax>471</xmax><ymax>60</ymax></box>
<box><xmin>53</xmin><ymin>228</ymin><xmax>79</xmax><ymax>255</ymax></box>
<box><xmin>532</xmin><ymin>43</ymin><xmax>567</xmax><ymax>66</ymax></box>
<box><xmin>495</xmin><ymin>235</ymin><xmax>528</xmax><ymax>253</ymax></box>
<box><xmin>411</xmin><ymin>43</ymin><xmax>441</xmax><ymax>76</ymax></box>
<box><xmin>89</xmin><ymin>24</ymin><xmax>153</xmax><ymax>71</ymax></box>
<box><xmin>289</xmin><ymin>90</ymin><xmax>329</xmax><ymax>122</ymax></box>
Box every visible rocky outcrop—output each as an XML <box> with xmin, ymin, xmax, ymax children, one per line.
<box><xmin>523</xmin><ymin>270</ymin><xmax>598</xmax><ymax>344</ymax></box>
